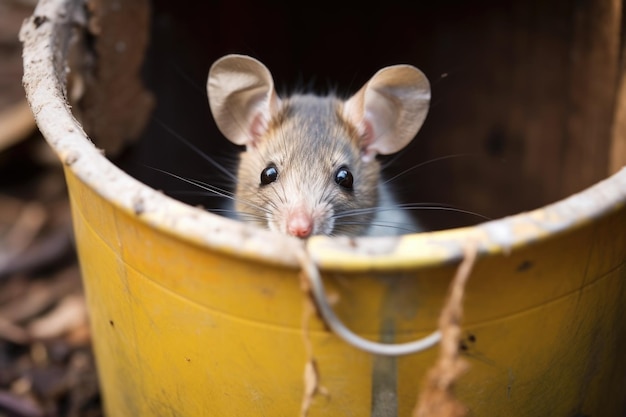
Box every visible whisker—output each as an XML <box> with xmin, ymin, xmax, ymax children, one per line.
<box><xmin>396</xmin><ymin>204</ymin><xmax>491</xmax><ymax>221</ymax></box>
<box><xmin>148</xmin><ymin>166</ymin><xmax>234</xmax><ymax>198</ymax></box>
<box><xmin>333</xmin><ymin>203</ymin><xmax>490</xmax><ymax>222</ymax></box>
<box><xmin>260</xmin><ymin>190</ymin><xmax>280</xmax><ymax>212</ymax></box>
<box><xmin>172</xmin><ymin>63</ymin><xmax>207</xmax><ymax>96</ymax></box>
<box><xmin>235</xmin><ymin>211</ymin><xmax>268</xmax><ymax>223</ymax></box>
<box><xmin>334</xmin><ymin>221</ymin><xmax>417</xmax><ymax>234</ymax></box>
<box><xmin>382</xmin><ymin>153</ymin><xmax>478</xmax><ymax>185</ymax></box>
<box><xmin>208</xmin><ymin>208</ymin><xmax>240</xmax><ymax>215</ymax></box>
<box><xmin>147</xmin><ymin>166</ymin><xmax>273</xmax><ymax>216</ymax></box>
<box><xmin>152</xmin><ymin>117</ymin><xmax>237</xmax><ymax>182</ymax></box>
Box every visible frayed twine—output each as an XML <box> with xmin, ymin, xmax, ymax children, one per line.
<box><xmin>412</xmin><ymin>240</ymin><xmax>478</xmax><ymax>417</ymax></box>
<box><xmin>298</xmin><ymin>249</ymin><xmax>328</xmax><ymax>417</ymax></box>
<box><xmin>296</xmin><ymin>239</ymin><xmax>478</xmax><ymax>417</ymax></box>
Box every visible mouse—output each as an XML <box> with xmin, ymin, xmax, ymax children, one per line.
<box><xmin>207</xmin><ymin>54</ymin><xmax>430</xmax><ymax>238</ymax></box>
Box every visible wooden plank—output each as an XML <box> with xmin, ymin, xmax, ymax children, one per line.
<box><xmin>561</xmin><ymin>0</ymin><xmax>622</xmax><ymax>194</ymax></box>
<box><xmin>71</xmin><ymin>0</ymin><xmax>155</xmax><ymax>157</ymax></box>
<box><xmin>610</xmin><ymin>1</ymin><xmax>626</xmax><ymax>174</ymax></box>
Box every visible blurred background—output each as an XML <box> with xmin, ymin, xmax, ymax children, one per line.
<box><xmin>0</xmin><ymin>1</ymin><xmax>101</xmax><ymax>416</ymax></box>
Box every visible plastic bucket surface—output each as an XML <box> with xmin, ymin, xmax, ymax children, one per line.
<box><xmin>21</xmin><ymin>0</ymin><xmax>626</xmax><ymax>416</ymax></box>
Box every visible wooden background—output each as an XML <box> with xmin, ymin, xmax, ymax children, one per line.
<box><xmin>75</xmin><ymin>0</ymin><xmax>626</xmax><ymax>231</ymax></box>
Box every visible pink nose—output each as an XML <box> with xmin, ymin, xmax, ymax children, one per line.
<box><xmin>287</xmin><ymin>211</ymin><xmax>313</xmax><ymax>238</ymax></box>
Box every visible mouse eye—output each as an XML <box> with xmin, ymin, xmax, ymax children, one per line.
<box><xmin>334</xmin><ymin>166</ymin><xmax>354</xmax><ymax>190</ymax></box>
<box><xmin>260</xmin><ymin>165</ymin><xmax>278</xmax><ymax>185</ymax></box>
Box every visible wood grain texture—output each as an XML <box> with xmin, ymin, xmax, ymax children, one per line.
<box><xmin>71</xmin><ymin>0</ymin><xmax>155</xmax><ymax>157</ymax></box>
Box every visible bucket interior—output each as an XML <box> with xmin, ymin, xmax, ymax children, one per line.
<box><xmin>90</xmin><ymin>0</ymin><xmax>625</xmax><ymax>233</ymax></box>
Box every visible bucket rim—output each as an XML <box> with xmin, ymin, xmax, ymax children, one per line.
<box><xmin>20</xmin><ymin>0</ymin><xmax>626</xmax><ymax>272</ymax></box>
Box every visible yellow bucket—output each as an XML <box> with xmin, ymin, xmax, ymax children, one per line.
<box><xmin>21</xmin><ymin>0</ymin><xmax>626</xmax><ymax>416</ymax></box>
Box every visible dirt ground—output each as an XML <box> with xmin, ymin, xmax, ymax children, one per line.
<box><xmin>0</xmin><ymin>1</ymin><xmax>102</xmax><ymax>416</ymax></box>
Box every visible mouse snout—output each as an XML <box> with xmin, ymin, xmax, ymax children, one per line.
<box><xmin>286</xmin><ymin>209</ymin><xmax>313</xmax><ymax>238</ymax></box>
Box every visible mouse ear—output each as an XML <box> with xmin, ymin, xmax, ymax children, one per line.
<box><xmin>207</xmin><ymin>54</ymin><xmax>281</xmax><ymax>147</ymax></box>
<box><xmin>343</xmin><ymin>65</ymin><xmax>430</xmax><ymax>162</ymax></box>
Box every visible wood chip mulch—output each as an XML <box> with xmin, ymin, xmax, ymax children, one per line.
<box><xmin>1</xmin><ymin>1</ymin><xmax>103</xmax><ymax>416</ymax></box>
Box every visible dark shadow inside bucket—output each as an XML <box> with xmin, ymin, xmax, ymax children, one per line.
<box><xmin>111</xmin><ymin>0</ymin><xmax>621</xmax><ymax>232</ymax></box>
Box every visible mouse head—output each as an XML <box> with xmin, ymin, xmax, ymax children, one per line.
<box><xmin>207</xmin><ymin>54</ymin><xmax>430</xmax><ymax>237</ymax></box>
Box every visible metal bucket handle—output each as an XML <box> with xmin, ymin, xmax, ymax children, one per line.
<box><xmin>298</xmin><ymin>249</ymin><xmax>442</xmax><ymax>356</ymax></box>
